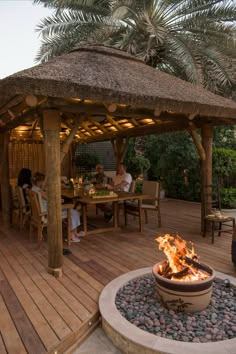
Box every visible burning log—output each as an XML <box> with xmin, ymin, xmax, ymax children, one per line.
<box><xmin>166</xmin><ymin>267</ymin><xmax>189</xmax><ymax>279</ymax></box>
<box><xmin>153</xmin><ymin>234</ymin><xmax>216</xmax><ymax>312</ymax></box>
<box><xmin>155</xmin><ymin>234</ymin><xmax>211</xmax><ymax>281</ymax></box>
<box><xmin>184</xmin><ymin>256</ymin><xmax>213</xmax><ymax>276</ymax></box>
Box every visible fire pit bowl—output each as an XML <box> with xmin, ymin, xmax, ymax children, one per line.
<box><xmin>152</xmin><ymin>260</ymin><xmax>215</xmax><ymax>312</ymax></box>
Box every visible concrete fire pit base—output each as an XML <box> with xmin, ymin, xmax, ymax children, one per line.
<box><xmin>99</xmin><ymin>268</ymin><xmax>236</xmax><ymax>354</ymax></box>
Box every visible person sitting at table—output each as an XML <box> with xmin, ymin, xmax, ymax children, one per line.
<box><xmin>104</xmin><ymin>163</ymin><xmax>132</xmax><ymax>221</ymax></box>
<box><xmin>17</xmin><ymin>168</ymin><xmax>32</xmax><ymax>210</ymax></box>
<box><xmin>32</xmin><ymin>172</ymin><xmax>84</xmax><ymax>242</ymax></box>
<box><xmin>92</xmin><ymin>164</ymin><xmax>108</xmax><ymax>187</ymax></box>
<box><xmin>107</xmin><ymin>163</ymin><xmax>132</xmax><ymax>192</ymax></box>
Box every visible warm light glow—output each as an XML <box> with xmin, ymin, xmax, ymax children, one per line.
<box><xmin>156</xmin><ymin>234</ymin><xmax>209</xmax><ymax>282</ymax></box>
<box><xmin>84</xmin><ymin>99</ymin><xmax>93</xmax><ymax>104</ymax></box>
<box><xmin>122</xmin><ymin>123</ymin><xmax>133</xmax><ymax>128</ymax></box>
<box><xmin>142</xmin><ymin>118</ymin><xmax>154</xmax><ymax>124</ymax></box>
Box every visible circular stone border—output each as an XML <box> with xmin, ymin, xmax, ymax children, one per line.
<box><xmin>99</xmin><ymin>267</ymin><xmax>236</xmax><ymax>354</ymax></box>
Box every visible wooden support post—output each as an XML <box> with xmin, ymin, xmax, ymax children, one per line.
<box><xmin>201</xmin><ymin>124</ymin><xmax>213</xmax><ymax>231</ymax></box>
<box><xmin>111</xmin><ymin>137</ymin><xmax>129</xmax><ymax>169</ymax></box>
<box><xmin>43</xmin><ymin>110</ymin><xmax>63</xmax><ymax>277</ymax></box>
<box><xmin>0</xmin><ymin>132</ymin><xmax>11</xmax><ymax>226</ymax></box>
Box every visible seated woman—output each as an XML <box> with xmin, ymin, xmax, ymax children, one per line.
<box><xmin>32</xmin><ymin>172</ymin><xmax>84</xmax><ymax>242</ymax></box>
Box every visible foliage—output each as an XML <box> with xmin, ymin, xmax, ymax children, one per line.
<box><xmin>34</xmin><ymin>0</ymin><xmax>236</xmax><ymax>95</ymax></box>
<box><xmin>125</xmin><ymin>155</ymin><xmax>150</xmax><ymax>179</ymax></box>
<box><xmin>144</xmin><ymin>132</ymin><xmax>201</xmax><ymax>200</ymax></box>
<box><xmin>213</xmin><ymin>147</ymin><xmax>236</xmax><ymax>178</ymax></box>
<box><xmin>135</xmin><ymin>179</ymin><xmax>143</xmax><ymax>193</ymax></box>
<box><xmin>221</xmin><ymin>188</ymin><xmax>236</xmax><ymax>209</ymax></box>
<box><xmin>75</xmin><ymin>151</ymin><xmax>100</xmax><ymax>171</ymax></box>
<box><xmin>214</xmin><ymin>126</ymin><xmax>236</xmax><ymax>150</ymax></box>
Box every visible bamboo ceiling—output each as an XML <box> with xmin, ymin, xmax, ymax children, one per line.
<box><xmin>0</xmin><ymin>45</ymin><xmax>236</xmax><ymax>143</ymax></box>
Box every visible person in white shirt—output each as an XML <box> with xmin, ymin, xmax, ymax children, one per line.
<box><xmin>104</xmin><ymin>163</ymin><xmax>132</xmax><ymax>221</ymax></box>
<box><xmin>107</xmin><ymin>163</ymin><xmax>132</xmax><ymax>192</ymax></box>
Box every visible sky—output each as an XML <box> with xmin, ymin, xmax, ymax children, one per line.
<box><xmin>0</xmin><ymin>0</ymin><xmax>53</xmax><ymax>79</ymax></box>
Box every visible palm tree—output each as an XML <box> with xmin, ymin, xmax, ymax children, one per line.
<box><xmin>34</xmin><ymin>0</ymin><xmax>236</xmax><ymax>94</ymax></box>
<box><xmin>34</xmin><ymin>1</ymin><xmax>236</xmax><ymax>158</ymax></box>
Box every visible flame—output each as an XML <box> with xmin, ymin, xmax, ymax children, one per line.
<box><xmin>155</xmin><ymin>234</ymin><xmax>209</xmax><ymax>282</ymax></box>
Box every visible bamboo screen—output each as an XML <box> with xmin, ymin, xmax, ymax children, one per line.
<box><xmin>9</xmin><ymin>142</ymin><xmax>45</xmax><ymax>179</ymax></box>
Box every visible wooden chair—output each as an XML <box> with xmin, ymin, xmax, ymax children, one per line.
<box><xmin>124</xmin><ymin>180</ymin><xmax>161</xmax><ymax>231</ymax></box>
<box><xmin>202</xmin><ymin>185</ymin><xmax>235</xmax><ymax>244</ymax></box>
<box><xmin>15</xmin><ymin>185</ymin><xmax>31</xmax><ymax>229</ymax></box>
<box><xmin>28</xmin><ymin>190</ymin><xmax>47</xmax><ymax>242</ymax></box>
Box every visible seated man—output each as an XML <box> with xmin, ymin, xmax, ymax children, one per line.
<box><xmin>104</xmin><ymin>163</ymin><xmax>132</xmax><ymax>221</ymax></box>
<box><xmin>92</xmin><ymin>164</ymin><xmax>108</xmax><ymax>187</ymax></box>
<box><xmin>107</xmin><ymin>163</ymin><xmax>132</xmax><ymax>192</ymax></box>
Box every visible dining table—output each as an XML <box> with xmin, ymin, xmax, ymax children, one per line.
<box><xmin>61</xmin><ymin>189</ymin><xmax>152</xmax><ymax>236</ymax></box>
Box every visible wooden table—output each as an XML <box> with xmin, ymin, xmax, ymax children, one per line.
<box><xmin>61</xmin><ymin>190</ymin><xmax>151</xmax><ymax>236</ymax></box>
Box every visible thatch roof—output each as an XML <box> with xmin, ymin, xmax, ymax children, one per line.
<box><xmin>0</xmin><ymin>44</ymin><xmax>236</xmax><ymax>143</ymax></box>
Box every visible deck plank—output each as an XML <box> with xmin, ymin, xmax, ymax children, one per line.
<box><xmin>0</xmin><ymin>332</ymin><xmax>7</xmax><ymax>354</ymax></box>
<box><xmin>0</xmin><ymin>199</ymin><xmax>235</xmax><ymax>353</ymax></box>
<box><xmin>0</xmin><ymin>293</ymin><xmax>27</xmax><ymax>354</ymax></box>
<box><xmin>0</xmin><ymin>247</ymin><xmax>60</xmax><ymax>351</ymax></box>
<box><xmin>0</xmin><ymin>278</ymin><xmax>46</xmax><ymax>354</ymax></box>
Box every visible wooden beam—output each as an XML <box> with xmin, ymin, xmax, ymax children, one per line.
<box><xmin>25</xmin><ymin>95</ymin><xmax>38</xmax><ymax>107</ymax></box>
<box><xmin>106</xmin><ymin>115</ymin><xmax>123</xmax><ymax>131</ymax></box>
<box><xmin>37</xmin><ymin>114</ymin><xmax>45</xmax><ymax>141</ymax></box>
<box><xmin>0</xmin><ymin>132</ymin><xmax>11</xmax><ymax>225</ymax></box>
<box><xmin>87</xmin><ymin>118</ymin><xmax>108</xmax><ymax>133</ymax></box>
<box><xmin>60</xmin><ymin>119</ymin><xmax>81</xmax><ymax>163</ymax></box>
<box><xmin>30</xmin><ymin>120</ymin><xmax>38</xmax><ymax>138</ymax></box>
<box><xmin>81</xmin><ymin>121</ymin><xmax>97</xmax><ymax>137</ymax></box>
<box><xmin>188</xmin><ymin>122</ymin><xmax>206</xmax><ymax>161</ymax></box>
<box><xmin>43</xmin><ymin>110</ymin><xmax>63</xmax><ymax>277</ymax></box>
<box><xmin>0</xmin><ymin>95</ymin><xmax>24</xmax><ymax>116</ymax></box>
<box><xmin>104</xmin><ymin>103</ymin><xmax>117</xmax><ymax>113</ymax></box>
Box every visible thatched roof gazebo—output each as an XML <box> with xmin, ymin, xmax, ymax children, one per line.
<box><xmin>0</xmin><ymin>44</ymin><xmax>236</xmax><ymax>276</ymax></box>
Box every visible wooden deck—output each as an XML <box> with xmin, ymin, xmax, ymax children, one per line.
<box><xmin>0</xmin><ymin>199</ymin><xmax>235</xmax><ymax>353</ymax></box>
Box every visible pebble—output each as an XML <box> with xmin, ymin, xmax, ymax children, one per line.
<box><xmin>116</xmin><ymin>275</ymin><xmax>236</xmax><ymax>343</ymax></box>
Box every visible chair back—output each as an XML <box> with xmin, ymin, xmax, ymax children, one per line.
<box><xmin>129</xmin><ymin>180</ymin><xmax>136</xmax><ymax>193</ymax></box>
<box><xmin>28</xmin><ymin>190</ymin><xmax>47</xmax><ymax>223</ymax></box>
<box><xmin>142</xmin><ymin>181</ymin><xmax>160</xmax><ymax>206</ymax></box>
<box><xmin>16</xmin><ymin>185</ymin><xmax>28</xmax><ymax>214</ymax></box>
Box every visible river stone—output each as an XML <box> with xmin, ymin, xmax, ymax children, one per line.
<box><xmin>115</xmin><ymin>274</ymin><xmax>236</xmax><ymax>343</ymax></box>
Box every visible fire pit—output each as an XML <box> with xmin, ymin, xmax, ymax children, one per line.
<box><xmin>153</xmin><ymin>234</ymin><xmax>215</xmax><ymax>312</ymax></box>
<box><xmin>99</xmin><ymin>234</ymin><xmax>236</xmax><ymax>354</ymax></box>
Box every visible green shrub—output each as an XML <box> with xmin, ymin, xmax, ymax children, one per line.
<box><xmin>213</xmin><ymin>148</ymin><xmax>236</xmax><ymax>178</ymax></box>
<box><xmin>221</xmin><ymin>188</ymin><xmax>236</xmax><ymax>209</ymax></box>
<box><xmin>125</xmin><ymin>156</ymin><xmax>150</xmax><ymax>179</ymax></box>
